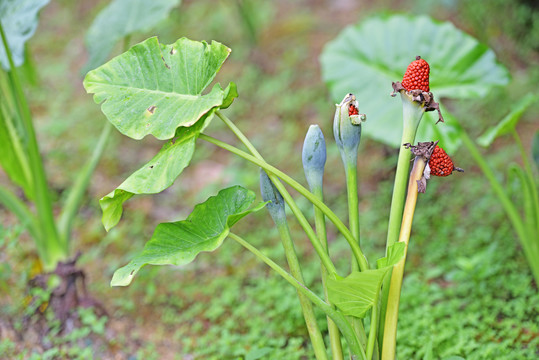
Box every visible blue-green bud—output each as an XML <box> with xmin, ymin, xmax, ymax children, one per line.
<box><xmin>333</xmin><ymin>93</ymin><xmax>366</xmax><ymax>165</ymax></box>
<box><xmin>302</xmin><ymin>125</ymin><xmax>326</xmax><ymax>191</ymax></box>
<box><xmin>259</xmin><ymin>169</ymin><xmax>286</xmax><ymax>224</ymax></box>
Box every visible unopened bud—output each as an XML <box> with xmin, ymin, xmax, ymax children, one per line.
<box><xmin>259</xmin><ymin>169</ymin><xmax>286</xmax><ymax>224</ymax></box>
<box><xmin>302</xmin><ymin>125</ymin><xmax>326</xmax><ymax>191</ymax></box>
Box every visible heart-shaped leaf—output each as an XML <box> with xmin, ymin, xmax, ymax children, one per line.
<box><xmin>327</xmin><ymin>242</ymin><xmax>405</xmax><ymax>318</ymax></box>
<box><xmin>84</xmin><ymin>0</ymin><xmax>181</xmax><ymax>71</ymax></box>
<box><xmin>111</xmin><ymin>186</ymin><xmax>265</xmax><ymax>286</ymax></box>
<box><xmin>100</xmin><ymin>112</ymin><xmax>214</xmax><ymax>231</ymax></box>
<box><xmin>320</xmin><ymin>13</ymin><xmax>509</xmax><ymax>150</ymax></box>
<box><xmin>83</xmin><ymin>36</ymin><xmax>232</xmax><ymax>140</ymax></box>
<box><xmin>0</xmin><ymin>0</ymin><xmax>49</xmax><ymax>69</ymax></box>
<box><xmin>477</xmin><ymin>93</ymin><xmax>538</xmax><ymax>147</ymax></box>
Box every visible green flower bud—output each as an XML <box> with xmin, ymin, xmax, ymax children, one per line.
<box><xmin>333</xmin><ymin>93</ymin><xmax>366</xmax><ymax>165</ymax></box>
<box><xmin>259</xmin><ymin>169</ymin><xmax>286</xmax><ymax>224</ymax></box>
<box><xmin>302</xmin><ymin>125</ymin><xmax>326</xmax><ymax>191</ymax></box>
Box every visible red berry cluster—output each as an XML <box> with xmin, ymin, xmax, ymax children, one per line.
<box><xmin>429</xmin><ymin>145</ymin><xmax>455</xmax><ymax>177</ymax></box>
<box><xmin>348</xmin><ymin>104</ymin><xmax>359</xmax><ymax>116</ymax></box>
<box><xmin>402</xmin><ymin>56</ymin><xmax>430</xmax><ymax>92</ymax></box>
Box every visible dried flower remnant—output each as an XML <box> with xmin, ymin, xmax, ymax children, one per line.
<box><xmin>403</xmin><ymin>141</ymin><xmax>463</xmax><ymax>193</ymax></box>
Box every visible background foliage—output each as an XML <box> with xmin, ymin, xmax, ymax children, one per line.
<box><xmin>0</xmin><ymin>0</ymin><xmax>538</xmax><ymax>359</ymax></box>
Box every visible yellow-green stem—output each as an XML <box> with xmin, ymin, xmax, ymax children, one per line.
<box><xmin>381</xmin><ymin>157</ymin><xmax>426</xmax><ymax>360</ymax></box>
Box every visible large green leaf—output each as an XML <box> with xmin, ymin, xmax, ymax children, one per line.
<box><xmin>327</xmin><ymin>242</ymin><xmax>405</xmax><ymax>318</ymax></box>
<box><xmin>83</xmin><ymin>36</ymin><xmax>232</xmax><ymax>140</ymax></box>
<box><xmin>477</xmin><ymin>93</ymin><xmax>538</xmax><ymax>147</ymax></box>
<box><xmin>320</xmin><ymin>13</ymin><xmax>509</xmax><ymax>149</ymax></box>
<box><xmin>99</xmin><ymin>112</ymin><xmax>214</xmax><ymax>231</ymax></box>
<box><xmin>0</xmin><ymin>0</ymin><xmax>49</xmax><ymax>69</ymax></box>
<box><xmin>111</xmin><ymin>186</ymin><xmax>265</xmax><ymax>286</ymax></box>
<box><xmin>84</xmin><ymin>0</ymin><xmax>181</xmax><ymax>71</ymax></box>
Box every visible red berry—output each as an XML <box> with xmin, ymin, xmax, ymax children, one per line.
<box><xmin>402</xmin><ymin>56</ymin><xmax>430</xmax><ymax>92</ymax></box>
<box><xmin>429</xmin><ymin>145</ymin><xmax>455</xmax><ymax>177</ymax></box>
<box><xmin>349</xmin><ymin>103</ymin><xmax>359</xmax><ymax>116</ymax></box>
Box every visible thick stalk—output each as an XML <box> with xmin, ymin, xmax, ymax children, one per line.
<box><xmin>200</xmin><ymin>131</ymin><xmax>368</xmax><ymax>272</ymax></box>
<box><xmin>215</xmin><ymin>111</ymin><xmax>369</xmax><ymax>271</ymax></box>
<box><xmin>0</xmin><ymin>21</ymin><xmax>65</xmax><ymax>270</ymax></box>
<box><xmin>312</xmin><ymin>186</ymin><xmax>344</xmax><ymax>360</ymax></box>
<box><xmin>379</xmin><ymin>94</ymin><xmax>424</xmax><ymax>346</ymax></box>
<box><xmin>274</xmin><ymin>219</ymin><xmax>328</xmax><ymax>360</ymax></box>
<box><xmin>345</xmin><ymin>163</ymin><xmax>361</xmax><ymax>271</ymax></box>
<box><xmin>228</xmin><ymin>233</ymin><xmax>366</xmax><ymax>360</ymax></box>
<box><xmin>381</xmin><ymin>157</ymin><xmax>426</xmax><ymax>360</ymax></box>
<box><xmin>366</xmin><ymin>290</ymin><xmax>381</xmax><ymax>360</ymax></box>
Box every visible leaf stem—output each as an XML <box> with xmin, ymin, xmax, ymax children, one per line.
<box><xmin>381</xmin><ymin>156</ymin><xmax>426</xmax><ymax>360</ymax></box>
<box><xmin>461</xmin><ymin>129</ymin><xmax>539</xmax><ymax>282</ymax></box>
<box><xmin>58</xmin><ymin>121</ymin><xmax>112</xmax><ymax>247</ymax></box>
<box><xmin>0</xmin><ymin>20</ymin><xmax>65</xmax><ymax>270</ymax></box>
<box><xmin>200</xmin><ymin>132</ymin><xmax>338</xmax><ymax>275</ymax></box>
<box><xmin>273</xmin><ymin>217</ymin><xmax>328</xmax><ymax>360</ymax></box>
<box><xmin>311</xmin><ymin>185</ymin><xmax>344</xmax><ymax>360</ymax></box>
<box><xmin>215</xmin><ymin>111</ymin><xmax>369</xmax><ymax>271</ymax></box>
<box><xmin>228</xmin><ymin>232</ymin><xmax>366</xmax><ymax>359</ymax></box>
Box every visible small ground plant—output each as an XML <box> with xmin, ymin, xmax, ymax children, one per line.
<box><xmin>84</xmin><ymin>32</ymin><xmax>469</xmax><ymax>358</ymax></box>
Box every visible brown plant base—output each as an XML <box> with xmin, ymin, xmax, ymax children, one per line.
<box><xmin>24</xmin><ymin>253</ymin><xmax>108</xmax><ymax>337</ymax></box>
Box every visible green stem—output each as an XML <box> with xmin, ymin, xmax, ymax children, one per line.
<box><xmin>0</xmin><ymin>185</ymin><xmax>39</xmax><ymax>242</ymax></box>
<box><xmin>58</xmin><ymin>121</ymin><xmax>112</xmax><ymax>247</ymax></box>
<box><xmin>381</xmin><ymin>156</ymin><xmax>426</xmax><ymax>360</ymax></box>
<box><xmin>346</xmin><ymin>163</ymin><xmax>361</xmax><ymax>271</ymax></box>
<box><xmin>273</xmin><ymin>218</ymin><xmax>328</xmax><ymax>360</ymax></box>
<box><xmin>312</xmin><ymin>186</ymin><xmax>344</xmax><ymax>360</ymax></box>
<box><xmin>379</xmin><ymin>94</ymin><xmax>424</xmax><ymax>347</ymax></box>
<box><xmin>461</xmin><ymin>130</ymin><xmax>539</xmax><ymax>281</ymax></box>
<box><xmin>512</xmin><ymin>130</ymin><xmax>539</xmax><ymax>230</ymax></box>
<box><xmin>201</xmin><ymin>133</ymin><xmax>351</xmax><ymax>275</ymax></box>
<box><xmin>366</xmin><ymin>290</ymin><xmax>381</xmax><ymax>360</ymax></box>
<box><xmin>215</xmin><ymin>111</ymin><xmax>369</xmax><ymax>271</ymax></box>
<box><xmin>0</xmin><ymin>21</ymin><xmax>65</xmax><ymax>270</ymax></box>
<box><xmin>228</xmin><ymin>233</ymin><xmax>366</xmax><ymax>360</ymax></box>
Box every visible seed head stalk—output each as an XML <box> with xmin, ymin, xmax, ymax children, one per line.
<box><xmin>381</xmin><ymin>156</ymin><xmax>427</xmax><ymax>360</ymax></box>
<box><xmin>378</xmin><ymin>92</ymin><xmax>425</xmax><ymax>347</ymax></box>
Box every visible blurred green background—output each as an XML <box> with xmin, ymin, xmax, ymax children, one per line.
<box><xmin>0</xmin><ymin>0</ymin><xmax>538</xmax><ymax>359</ymax></box>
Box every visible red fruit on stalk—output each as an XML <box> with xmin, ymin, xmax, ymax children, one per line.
<box><xmin>429</xmin><ymin>145</ymin><xmax>457</xmax><ymax>177</ymax></box>
<box><xmin>401</xmin><ymin>56</ymin><xmax>430</xmax><ymax>92</ymax></box>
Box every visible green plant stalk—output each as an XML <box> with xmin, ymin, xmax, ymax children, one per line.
<box><xmin>0</xmin><ymin>21</ymin><xmax>65</xmax><ymax>270</ymax></box>
<box><xmin>379</xmin><ymin>94</ymin><xmax>424</xmax><ymax>346</ymax></box>
<box><xmin>345</xmin><ymin>161</ymin><xmax>369</xmax><ymax>349</ymax></box>
<box><xmin>0</xmin><ymin>72</ymin><xmax>33</xmax><ymax>192</ymax></box>
<box><xmin>345</xmin><ymin>163</ymin><xmax>361</xmax><ymax>270</ymax></box>
<box><xmin>58</xmin><ymin>121</ymin><xmax>112</xmax><ymax>247</ymax></box>
<box><xmin>311</xmin><ymin>186</ymin><xmax>344</xmax><ymax>360</ymax></box>
<box><xmin>366</xmin><ymin>288</ymin><xmax>381</xmax><ymax>360</ymax></box>
<box><xmin>381</xmin><ymin>156</ymin><xmax>426</xmax><ymax>360</ymax></box>
<box><xmin>0</xmin><ymin>185</ymin><xmax>39</xmax><ymax>243</ymax></box>
<box><xmin>273</xmin><ymin>216</ymin><xmax>328</xmax><ymax>360</ymax></box>
<box><xmin>201</xmin><ymin>133</ymin><xmax>344</xmax><ymax>275</ymax></box>
<box><xmin>461</xmin><ymin>130</ymin><xmax>539</xmax><ymax>282</ymax></box>
<box><xmin>512</xmin><ymin>130</ymin><xmax>539</xmax><ymax>232</ymax></box>
<box><xmin>215</xmin><ymin>111</ymin><xmax>369</xmax><ymax>271</ymax></box>
<box><xmin>228</xmin><ymin>232</ymin><xmax>366</xmax><ymax>360</ymax></box>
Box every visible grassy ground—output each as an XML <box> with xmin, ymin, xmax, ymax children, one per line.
<box><xmin>1</xmin><ymin>0</ymin><xmax>538</xmax><ymax>359</ymax></box>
